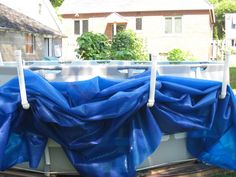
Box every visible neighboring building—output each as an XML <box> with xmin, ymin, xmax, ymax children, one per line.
<box><xmin>58</xmin><ymin>0</ymin><xmax>215</xmax><ymax>61</ymax></box>
<box><xmin>225</xmin><ymin>13</ymin><xmax>236</xmax><ymax>49</ymax></box>
<box><xmin>0</xmin><ymin>0</ymin><xmax>62</xmax><ymax>33</ymax></box>
<box><xmin>0</xmin><ymin>3</ymin><xmax>63</xmax><ymax>61</ymax></box>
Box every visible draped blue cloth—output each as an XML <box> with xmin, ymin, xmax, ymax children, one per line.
<box><xmin>0</xmin><ymin>70</ymin><xmax>236</xmax><ymax>177</ymax></box>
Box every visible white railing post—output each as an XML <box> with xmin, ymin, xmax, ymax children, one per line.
<box><xmin>44</xmin><ymin>144</ymin><xmax>51</xmax><ymax>177</ymax></box>
<box><xmin>0</xmin><ymin>52</ymin><xmax>3</xmax><ymax>66</ymax></box>
<box><xmin>219</xmin><ymin>51</ymin><xmax>230</xmax><ymax>99</ymax></box>
<box><xmin>15</xmin><ymin>50</ymin><xmax>30</xmax><ymax>109</ymax></box>
<box><xmin>147</xmin><ymin>54</ymin><xmax>158</xmax><ymax>107</ymax></box>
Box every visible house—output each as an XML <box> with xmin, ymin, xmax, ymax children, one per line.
<box><xmin>0</xmin><ymin>0</ymin><xmax>62</xmax><ymax>33</ymax></box>
<box><xmin>58</xmin><ymin>0</ymin><xmax>215</xmax><ymax>61</ymax></box>
<box><xmin>0</xmin><ymin>2</ymin><xmax>63</xmax><ymax>61</ymax></box>
<box><xmin>225</xmin><ymin>13</ymin><xmax>236</xmax><ymax>49</ymax></box>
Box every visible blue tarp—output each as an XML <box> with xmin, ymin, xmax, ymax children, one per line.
<box><xmin>0</xmin><ymin>70</ymin><xmax>236</xmax><ymax>177</ymax></box>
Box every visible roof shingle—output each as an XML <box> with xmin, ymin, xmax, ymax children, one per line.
<box><xmin>0</xmin><ymin>3</ymin><xmax>62</xmax><ymax>36</ymax></box>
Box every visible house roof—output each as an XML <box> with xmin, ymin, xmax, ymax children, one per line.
<box><xmin>58</xmin><ymin>0</ymin><xmax>213</xmax><ymax>15</ymax></box>
<box><xmin>0</xmin><ymin>0</ymin><xmax>63</xmax><ymax>33</ymax></box>
<box><xmin>0</xmin><ymin>3</ymin><xmax>62</xmax><ymax>36</ymax></box>
<box><xmin>106</xmin><ymin>12</ymin><xmax>128</xmax><ymax>23</ymax></box>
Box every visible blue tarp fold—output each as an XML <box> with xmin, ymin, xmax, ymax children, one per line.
<box><xmin>0</xmin><ymin>70</ymin><xmax>236</xmax><ymax>177</ymax></box>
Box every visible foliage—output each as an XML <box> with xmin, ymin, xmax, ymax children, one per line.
<box><xmin>75</xmin><ymin>30</ymin><xmax>148</xmax><ymax>60</ymax></box>
<box><xmin>230</xmin><ymin>67</ymin><xmax>236</xmax><ymax>94</ymax></box>
<box><xmin>50</xmin><ymin>0</ymin><xmax>64</xmax><ymax>8</ymax></box>
<box><xmin>75</xmin><ymin>32</ymin><xmax>111</xmax><ymax>60</ymax></box>
<box><xmin>212</xmin><ymin>172</ymin><xmax>236</xmax><ymax>177</ymax></box>
<box><xmin>167</xmin><ymin>48</ymin><xmax>195</xmax><ymax>62</ymax></box>
<box><xmin>111</xmin><ymin>30</ymin><xmax>148</xmax><ymax>60</ymax></box>
<box><xmin>209</xmin><ymin>0</ymin><xmax>236</xmax><ymax>39</ymax></box>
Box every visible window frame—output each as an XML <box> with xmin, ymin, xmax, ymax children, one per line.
<box><xmin>232</xmin><ymin>39</ymin><xmax>236</xmax><ymax>47</ymax></box>
<box><xmin>82</xmin><ymin>19</ymin><xmax>89</xmax><ymax>34</ymax></box>
<box><xmin>74</xmin><ymin>19</ymin><xmax>89</xmax><ymax>35</ymax></box>
<box><xmin>25</xmin><ymin>33</ymin><xmax>36</xmax><ymax>54</ymax></box>
<box><xmin>164</xmin><ymin>16</ymin><xmax>182</xmax><ymax>34</ymax></box>
<box><xmin>232</xmin><ymin>16</ymin><xmax>236</xmax><ymax>29</ymax></box>
<box><xmin>74</xmin><ymin>20</ymin><xmax>80</xmax><ymax>35</ymax></box>
<box><xmin>136</xmin><ymin>17</ymin><xmax>142</xmax><ymax>31</ymax></box>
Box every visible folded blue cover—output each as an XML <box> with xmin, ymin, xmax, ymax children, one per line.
<box><xmin>0</xmin><ymin>70</ymin><xmax>235</xmax><ymax>177</ymax></box>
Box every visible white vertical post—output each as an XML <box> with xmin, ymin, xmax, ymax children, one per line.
<box><xmin>44</xmin><ymin>144</ymin><xmax>51</xmax><ymax>177</ymax></box>
<box><xmin>113</xmin><ymin>23</ymin><xmax>117</xmax><ymax>36</ymax></box>
<box><xmin>195</xmin><ymin>66</ymin><xmax>201</xmax><ymax>79</ymax></box>
<box><xmin>0</xmin><ymin>52</ymin><xmax>3</xmax><ymax>66</ymax></box>
<box><xmin>15</xmin><ymin>50</ymin><xmax>30</xmax><ymax>109</ymax></box>
<box><xmin>49</xmin><ymin>38</ymin><xmax>53</xmax><ymax>57</ymax></box>
<box><xmin>219</xmin><ymin>51</ymin><xmax>230</xmax><ymax>99</ymax></box>
<box><xmin>147</xmin><ymin>54</ymin><xmax>158</xmax><ymax>107</ymax></box>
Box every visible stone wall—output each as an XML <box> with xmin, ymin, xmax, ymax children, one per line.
<box><xmin>0</xmin><ymin>30</ymin><xmax>62</xmax><ymax>61</ymax></box>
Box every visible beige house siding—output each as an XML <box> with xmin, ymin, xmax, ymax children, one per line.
<box><xmin>61</xmin><ymin>19</ymin><xmax>78</xmax><ymax>60</ymax></box>
<box><xmin>61</xmin><ymin>10</ymin><xmax>213</xmax><ymax>60</ymax></box>
<box><xmin>144</xmin><ymin>14</ymin><xmax>212</xmax><ymax>60</ymax></box>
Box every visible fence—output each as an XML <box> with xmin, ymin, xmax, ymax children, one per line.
<box><xmin>211</xmin><ymin>40</ymin><xmax>226</xmax><ymax>61</ymax></box>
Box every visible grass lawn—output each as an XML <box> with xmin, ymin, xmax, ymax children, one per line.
<box><xmin>213</xmin><ymin>173</ymin><xmax>236</xmax><ymax>177</ymax></box>
<box><xmin>230</xmin><ymin>67</ymin><xmax>236</xmax><ymax>94</ymax></box>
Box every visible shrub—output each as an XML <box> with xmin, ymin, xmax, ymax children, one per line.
<box><xmin>111</xmin><ymin>30</ymin><xmax>148</xmax><ymax>60</ymax></box>
<box><xmin>75</xmin><ymin>32</ymin><xmax>111</xmax><ymax>60</ymax></box>
<box><xmin>167</xmin><ymin>48</ymin><xmax>195</xmax><ymax>62</ymax></box>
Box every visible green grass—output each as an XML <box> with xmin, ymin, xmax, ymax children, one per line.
<box><xmin>212</xmin><ymin>173</ymin><xmax>236</xmax><ymax>177</ymax></box>
<box><xmin>230</xmin><ymin>67</ymin><xmax>236</xmax><ymax>94</ymax></box>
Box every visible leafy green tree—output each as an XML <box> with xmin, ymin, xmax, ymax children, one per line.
<box><xmin>167</xmin><ymin>48</ymin><xmax>195</xmax><ymax>62</ymax></box>
<box><xmin>75</xmin><ymin>32</ymin><xmax>111</xmax><ymax>60</ymax></box>
<box><xmin>111</xmin><ymin>30</ymin><xmax>148</xmax><ymax>60</ymax></box>
<box><xmin>50</xmin><ymin>0</ymin><xmax>64</xmax><ymax>8</ymax></box>
<box><xmin>209</xmin><ymin>0</ymin><xmax>236</xmax><ymax>39</ymax></box>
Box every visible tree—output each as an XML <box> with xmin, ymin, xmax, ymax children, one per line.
<box><xmin>50</xmin><ymin>0</ymin><xmax>64</xmax><ymax>8</ymax></box>
<box><xmin>111</xmin><ymin>30</ymin><xmax>148</xmax><ymax>60</ymax></box>
<box><xmin>209</xmin><ymin>0</ymin><xmax>236</xmax><ymax>39</ymax></box>
<box><xmin>167</xmin><ymin>48</ymin><xmax>195</xmax><ymax>62</ymax></box>
<box><xmin>75</xmin><ymin>32</ymin><xmax>111</xmax><ymax>60</ymax></box>
<box><xmin>75</xmin><ymin>30</ymin><xmax>148</xmax><ymax>60</ymax></box>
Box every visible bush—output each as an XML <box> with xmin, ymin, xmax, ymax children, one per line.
<box><xmin>75</xmin><ymin>32</ymin><xmax>111</xmax><ymax>60</ymax></box>
<box><xmin>167</xmin><ymin>48</ymin><xmax>195</xmax><ymax>62</ymax></box>
<box><xmin>75</xmin><ymin>30</ymin><xmax>148</xmax><ymax>60</ymax></box>
<box><xmin>111</xmin><ymin>30</ymin><xmax>148</xmax><ymax>60</ymax></box>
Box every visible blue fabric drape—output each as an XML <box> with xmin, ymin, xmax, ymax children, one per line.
<box><xmin>0</xmin><ymin>70</ymin><xmax>236</xmax><ymax>177</ymax></box>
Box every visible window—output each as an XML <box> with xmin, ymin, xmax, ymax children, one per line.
<box><xmin>165</xmin><ymin>16</ymin><xmax>182</xmax><ymax>34</ymax></box>
<box><xmin>232</xmin><ymin>39</ymin><xmax>236</xmax><ymax>47</ymax></box>
<box><xmin>232</xmin><ymin>16</ymin><xmax>236</xmax><ymax>29</ymax></box>
<box><xmin>74</xmin><ymin>20</ymin><xmax>89</xmax><ymax>35</ymax></box>
<box><xmin>38</xmin><ymin>3</ymin><xmax>42</xmax><ymax>14</ymax></box>
<box><xmin>44</xmin><ymin>38</ymin><xmax>52</xmax><ymax>57</ymax></box>
<box><xmin>232</xmin><ymin>23</ymin><xmax>236</xmax><ymax>29</ymax></box>
<box><xmin>165</xmin><ymin>17</ymin><xmax>172</xmax><ymax>34</ymax></box>
<box><xmin>74</xmin><ymin>21</ymin><xmax>80</xmax><ymax>35</ymax></box>
<box><xmin>174</xmin><ymin>17</ymin><xmax>182</xmax><ymax>33</ymax></box>
<box><xmin>25</xmin><ymin>34</ymin><xmax>35</xmax><ymax>54</ymax></box>
<box><xmin>136</xmin><ymin>18</ymin><xmax>142</xmax><ymax>30</ymax></box>
<box><xmin>82</xmin><ymin>20</ymin><xmax>88</xmax><ymax>33</ymax></box>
